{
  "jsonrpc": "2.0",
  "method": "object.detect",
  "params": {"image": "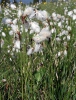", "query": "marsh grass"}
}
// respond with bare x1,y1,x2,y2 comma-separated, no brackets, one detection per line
0,1,76,100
